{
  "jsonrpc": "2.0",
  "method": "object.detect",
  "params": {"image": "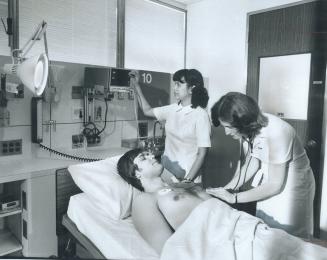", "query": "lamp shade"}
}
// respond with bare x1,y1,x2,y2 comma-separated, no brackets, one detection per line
3,53,49,96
